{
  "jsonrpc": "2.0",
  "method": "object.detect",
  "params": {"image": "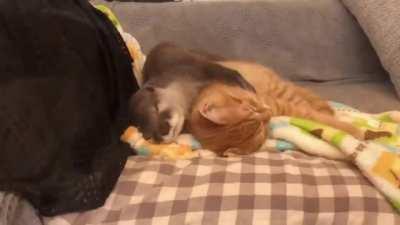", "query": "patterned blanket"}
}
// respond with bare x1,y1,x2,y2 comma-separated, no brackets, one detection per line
265,102,400,212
